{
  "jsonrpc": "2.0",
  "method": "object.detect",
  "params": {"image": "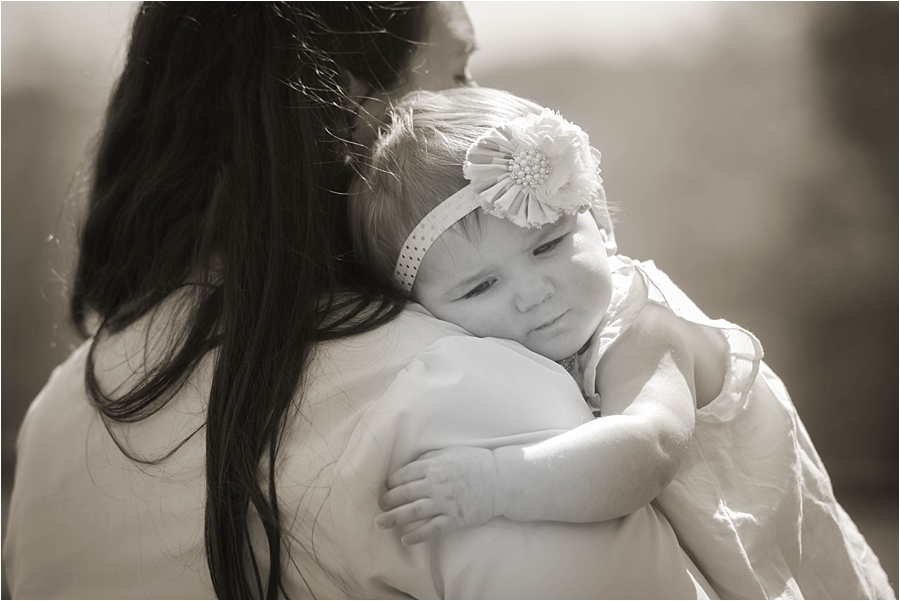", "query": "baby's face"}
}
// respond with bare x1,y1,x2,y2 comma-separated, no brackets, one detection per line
413,212,615,361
